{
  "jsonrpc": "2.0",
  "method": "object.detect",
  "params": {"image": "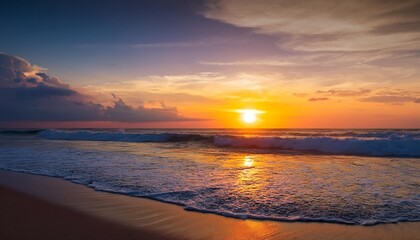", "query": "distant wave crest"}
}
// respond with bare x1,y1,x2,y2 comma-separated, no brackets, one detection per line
214,135,420,157
38,129,211,143
0,129,44,135
37,129,420,157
